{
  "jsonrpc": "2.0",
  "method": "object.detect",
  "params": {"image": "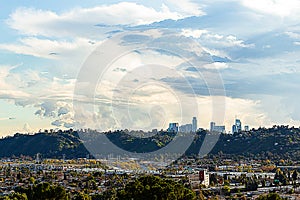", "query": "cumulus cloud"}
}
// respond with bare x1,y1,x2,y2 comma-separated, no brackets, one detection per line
203,62,229,70
2,0,300,134
285,31,300,39
35,101,57,118
181,29,255,48
0,65,30,100
58,107,69,116
51,120,63,127
0,37,100,59
166,0,205,16
241,0,300,18
7,3,185,38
